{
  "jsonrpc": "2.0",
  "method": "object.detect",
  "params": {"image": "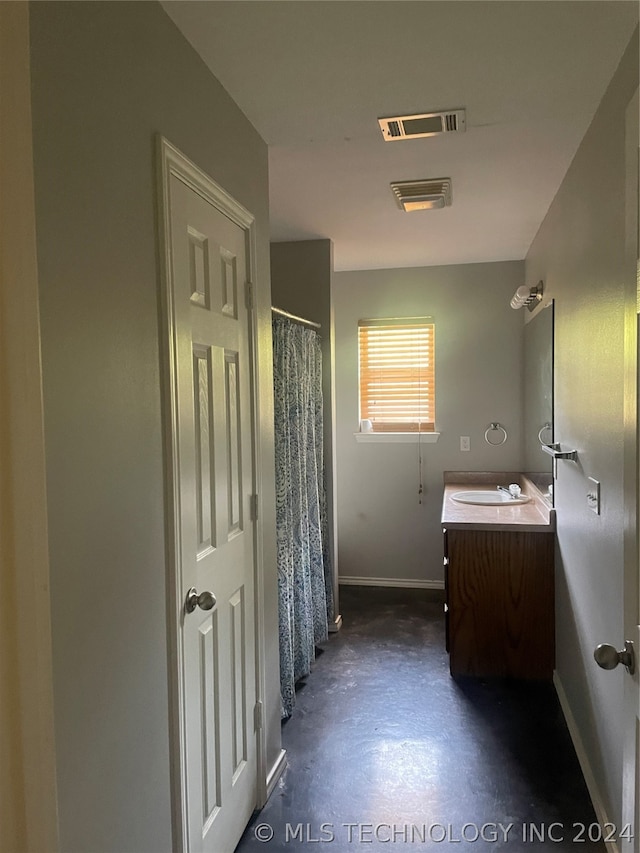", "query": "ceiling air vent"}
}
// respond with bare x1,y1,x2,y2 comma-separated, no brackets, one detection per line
378,109,466,142
390,178,452,212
